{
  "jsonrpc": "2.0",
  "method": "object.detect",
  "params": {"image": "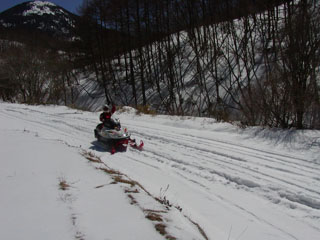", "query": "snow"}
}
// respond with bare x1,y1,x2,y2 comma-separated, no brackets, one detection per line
22,1,56,16
0,102,320,240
